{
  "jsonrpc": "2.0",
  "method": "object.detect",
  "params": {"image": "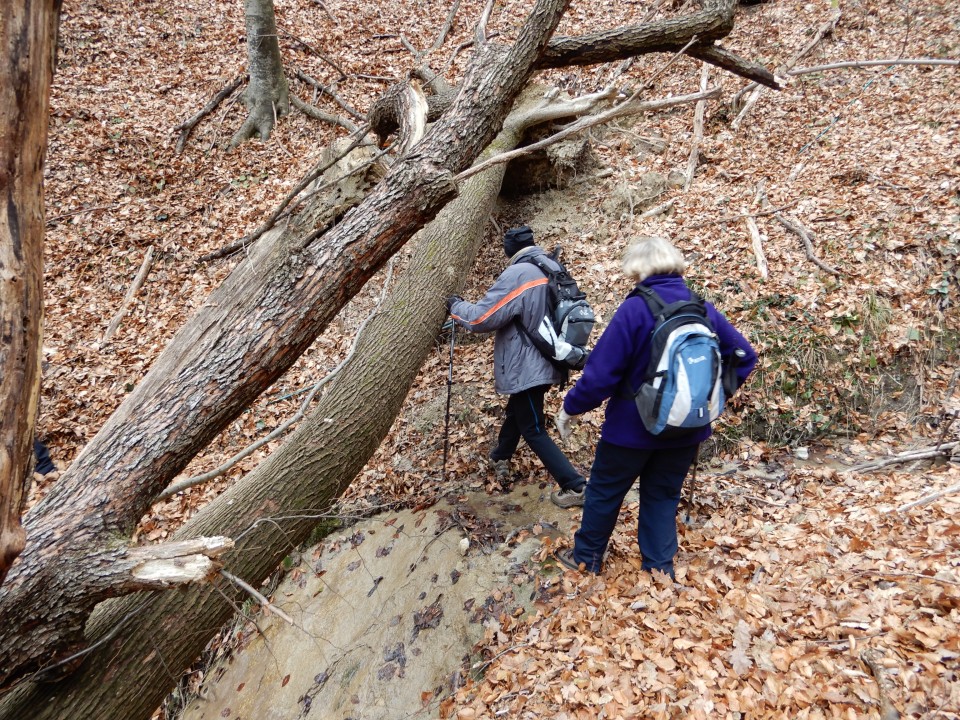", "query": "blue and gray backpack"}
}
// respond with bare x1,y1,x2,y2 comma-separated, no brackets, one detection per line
626,285,725,437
